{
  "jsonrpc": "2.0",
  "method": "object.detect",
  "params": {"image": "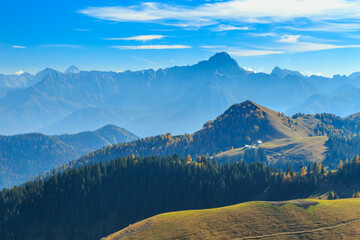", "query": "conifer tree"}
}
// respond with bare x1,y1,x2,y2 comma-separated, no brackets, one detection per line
338,160,344,170
300,166,307,176
186,155,192,163
357,191,360,198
